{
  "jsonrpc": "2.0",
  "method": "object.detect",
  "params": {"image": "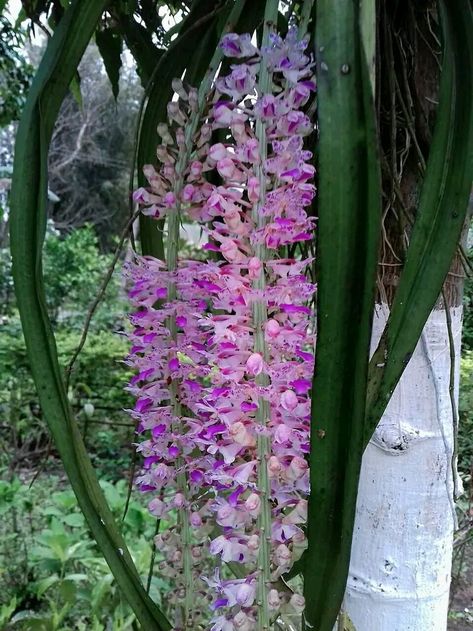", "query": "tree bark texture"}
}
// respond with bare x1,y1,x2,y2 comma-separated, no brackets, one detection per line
344,3,467,628
346,305,462,630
